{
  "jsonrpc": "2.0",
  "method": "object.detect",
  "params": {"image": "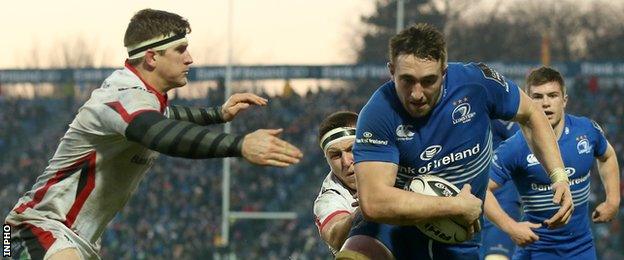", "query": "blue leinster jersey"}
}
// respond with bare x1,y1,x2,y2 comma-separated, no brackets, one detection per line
490,114,608,250
353,62,520,251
